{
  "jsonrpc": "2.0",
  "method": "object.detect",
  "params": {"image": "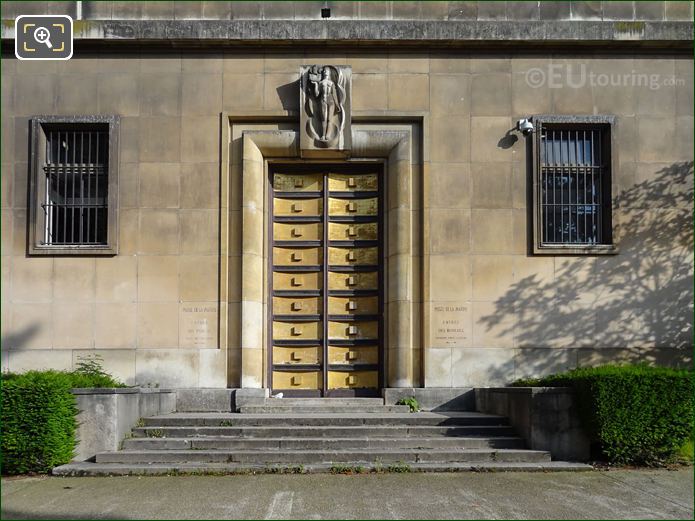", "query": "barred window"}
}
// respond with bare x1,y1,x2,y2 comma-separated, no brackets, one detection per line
44,128,108,245
533,116,616,255
29,116,119,255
